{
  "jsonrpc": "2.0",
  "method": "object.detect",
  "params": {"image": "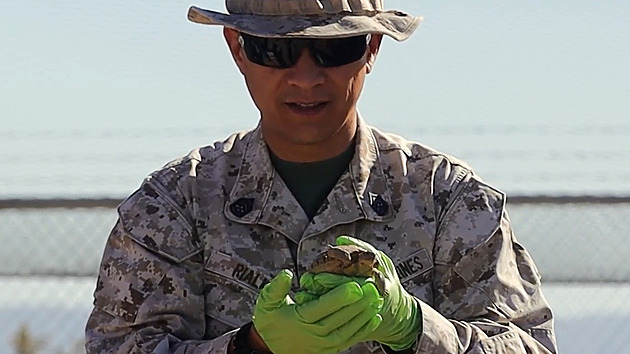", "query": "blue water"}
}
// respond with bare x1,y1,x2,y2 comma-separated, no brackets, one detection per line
1,1,630,353
1,0,629,198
